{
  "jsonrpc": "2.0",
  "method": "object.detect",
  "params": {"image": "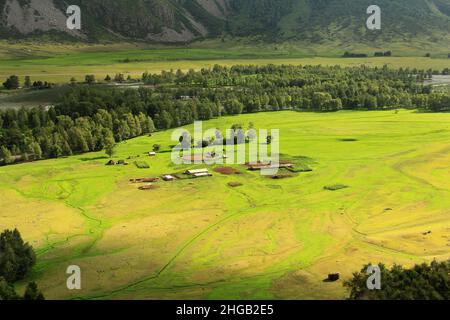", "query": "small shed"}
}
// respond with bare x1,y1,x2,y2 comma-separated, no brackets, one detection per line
192,172,213,178
162,175,176,181
148,152,156,157
185,168,210,175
